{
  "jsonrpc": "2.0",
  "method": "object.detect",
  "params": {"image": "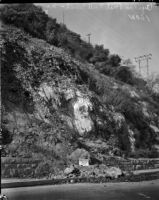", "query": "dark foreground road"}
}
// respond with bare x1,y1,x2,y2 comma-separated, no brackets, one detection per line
2,180,159,200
